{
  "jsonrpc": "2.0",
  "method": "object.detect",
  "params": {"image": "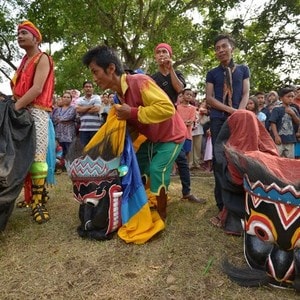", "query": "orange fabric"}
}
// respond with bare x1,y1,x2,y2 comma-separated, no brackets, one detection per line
132,134,147,152
18,20,42,42
11,52,54,111
177,104,196,140
225,110,300,186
